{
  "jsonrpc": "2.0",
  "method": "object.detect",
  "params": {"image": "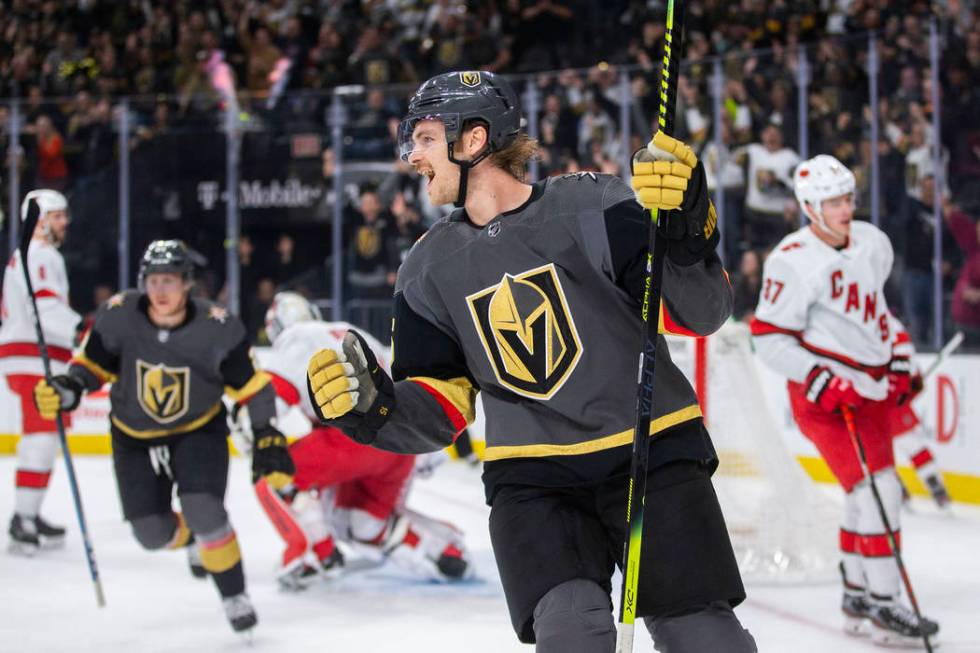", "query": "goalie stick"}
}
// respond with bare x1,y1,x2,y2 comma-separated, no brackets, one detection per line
19,195,105,607
616,0,685,650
